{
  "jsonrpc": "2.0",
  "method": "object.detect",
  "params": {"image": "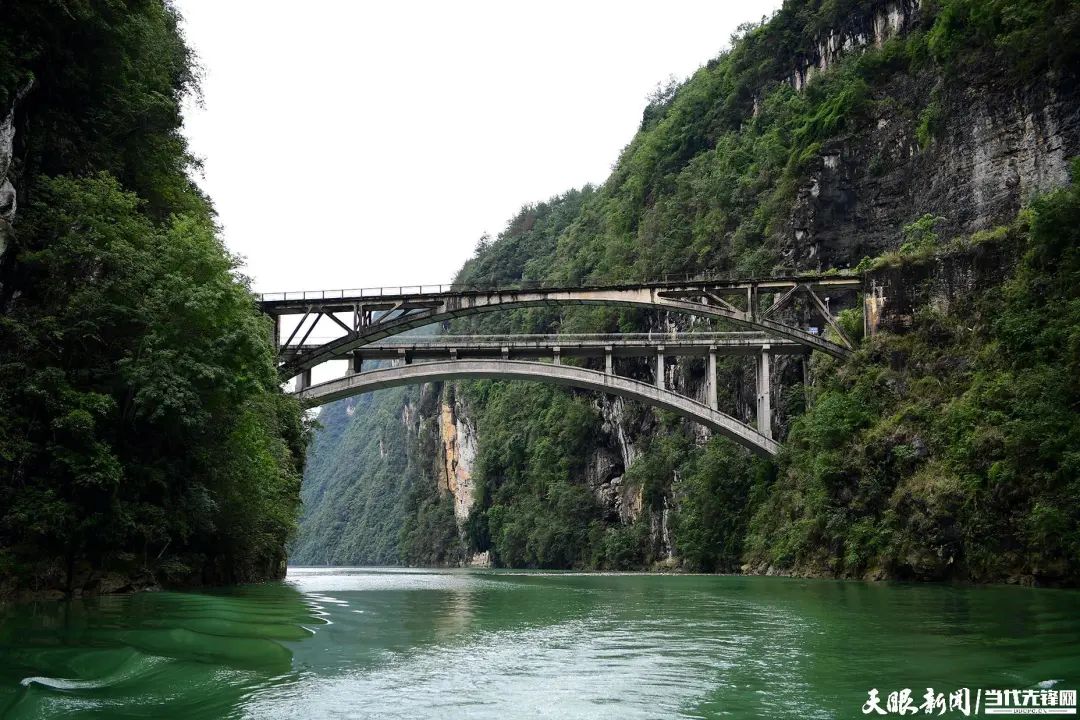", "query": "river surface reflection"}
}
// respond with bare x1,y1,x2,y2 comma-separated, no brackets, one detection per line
1,567,1077,718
